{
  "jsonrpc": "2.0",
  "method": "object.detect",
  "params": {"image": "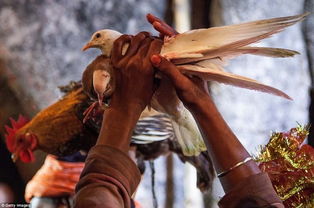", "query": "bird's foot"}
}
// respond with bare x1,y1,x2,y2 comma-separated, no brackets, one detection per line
83,102,101,123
